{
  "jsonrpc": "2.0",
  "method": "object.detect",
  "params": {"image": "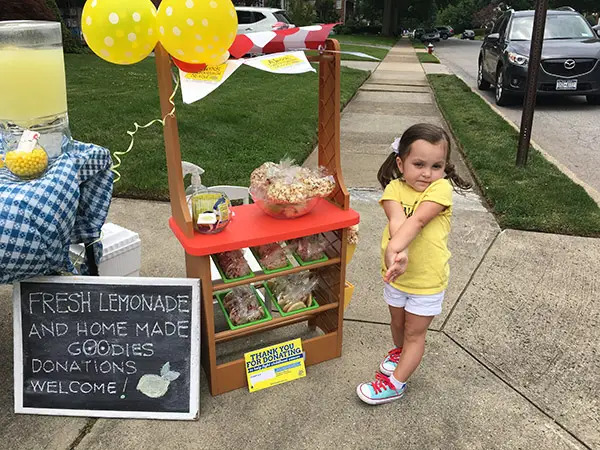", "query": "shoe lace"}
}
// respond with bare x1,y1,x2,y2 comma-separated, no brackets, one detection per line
387,347,402,363
371,372,395,394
